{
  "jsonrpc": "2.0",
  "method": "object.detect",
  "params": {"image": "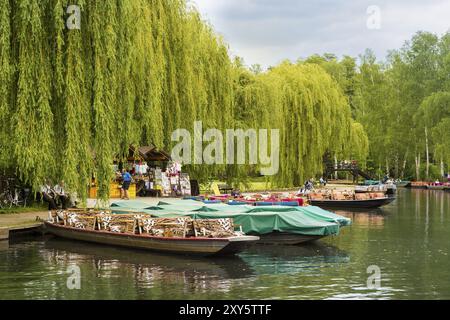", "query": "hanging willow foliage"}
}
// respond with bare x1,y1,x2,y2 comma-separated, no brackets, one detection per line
12,0,55,190
235,62,369,187
0,0,11,167
0,0,368,199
